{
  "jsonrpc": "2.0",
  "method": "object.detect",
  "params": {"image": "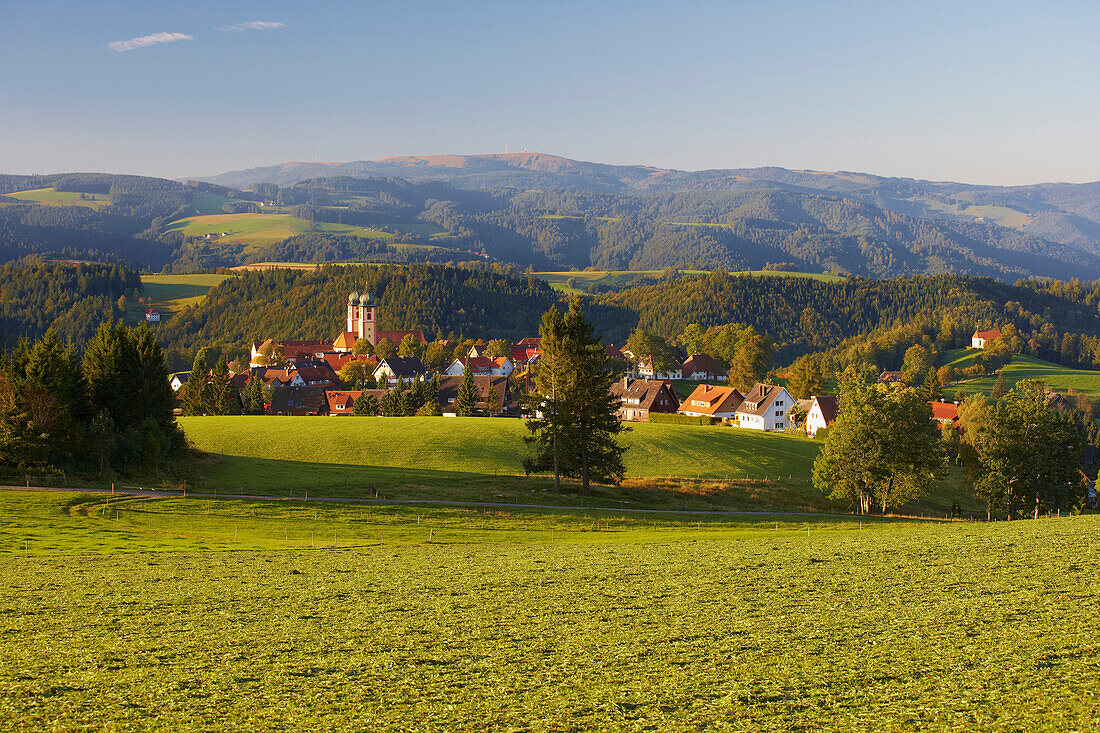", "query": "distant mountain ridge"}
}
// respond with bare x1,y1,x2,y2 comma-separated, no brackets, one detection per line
193,153,1100,254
